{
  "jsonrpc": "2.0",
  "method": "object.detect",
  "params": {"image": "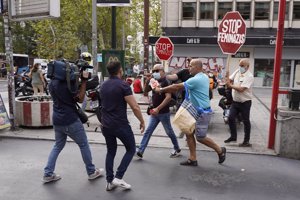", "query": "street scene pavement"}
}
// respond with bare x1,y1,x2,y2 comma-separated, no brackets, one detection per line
1,79,300,199
0,138,300,200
